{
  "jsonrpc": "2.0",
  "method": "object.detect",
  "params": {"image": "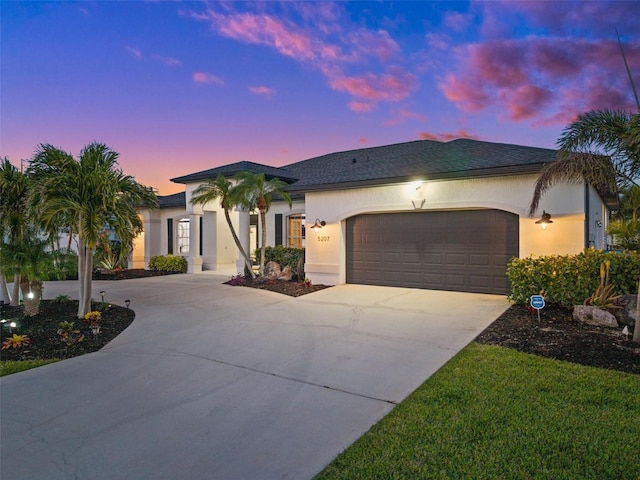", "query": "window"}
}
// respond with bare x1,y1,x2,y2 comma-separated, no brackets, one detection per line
288,214,305,248
177,217,190,254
